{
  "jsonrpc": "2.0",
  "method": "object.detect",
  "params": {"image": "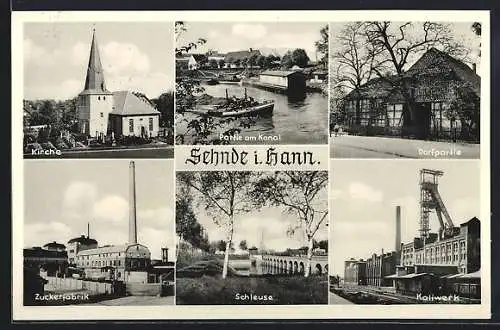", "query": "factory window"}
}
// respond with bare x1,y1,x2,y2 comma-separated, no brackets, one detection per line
129,119,134,133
